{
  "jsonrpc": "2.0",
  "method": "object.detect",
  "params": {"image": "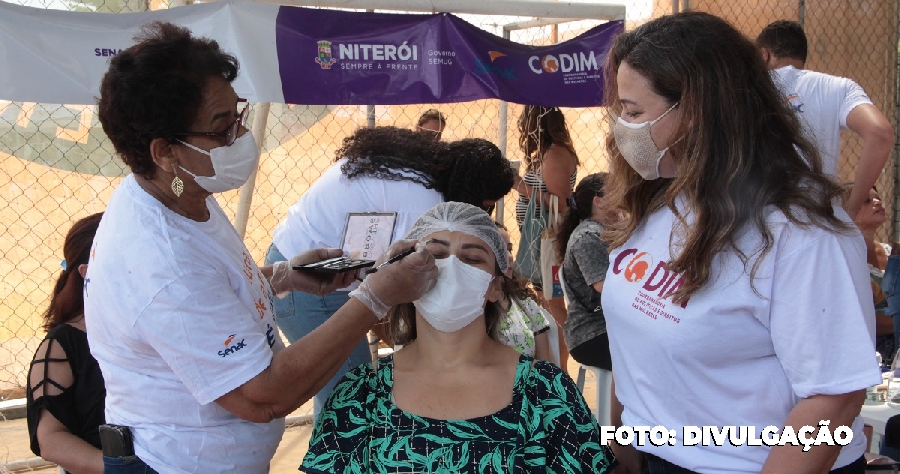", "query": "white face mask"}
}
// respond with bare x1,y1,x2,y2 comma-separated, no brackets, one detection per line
413,256,495,333
177,132,260,193
613,102,679,180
